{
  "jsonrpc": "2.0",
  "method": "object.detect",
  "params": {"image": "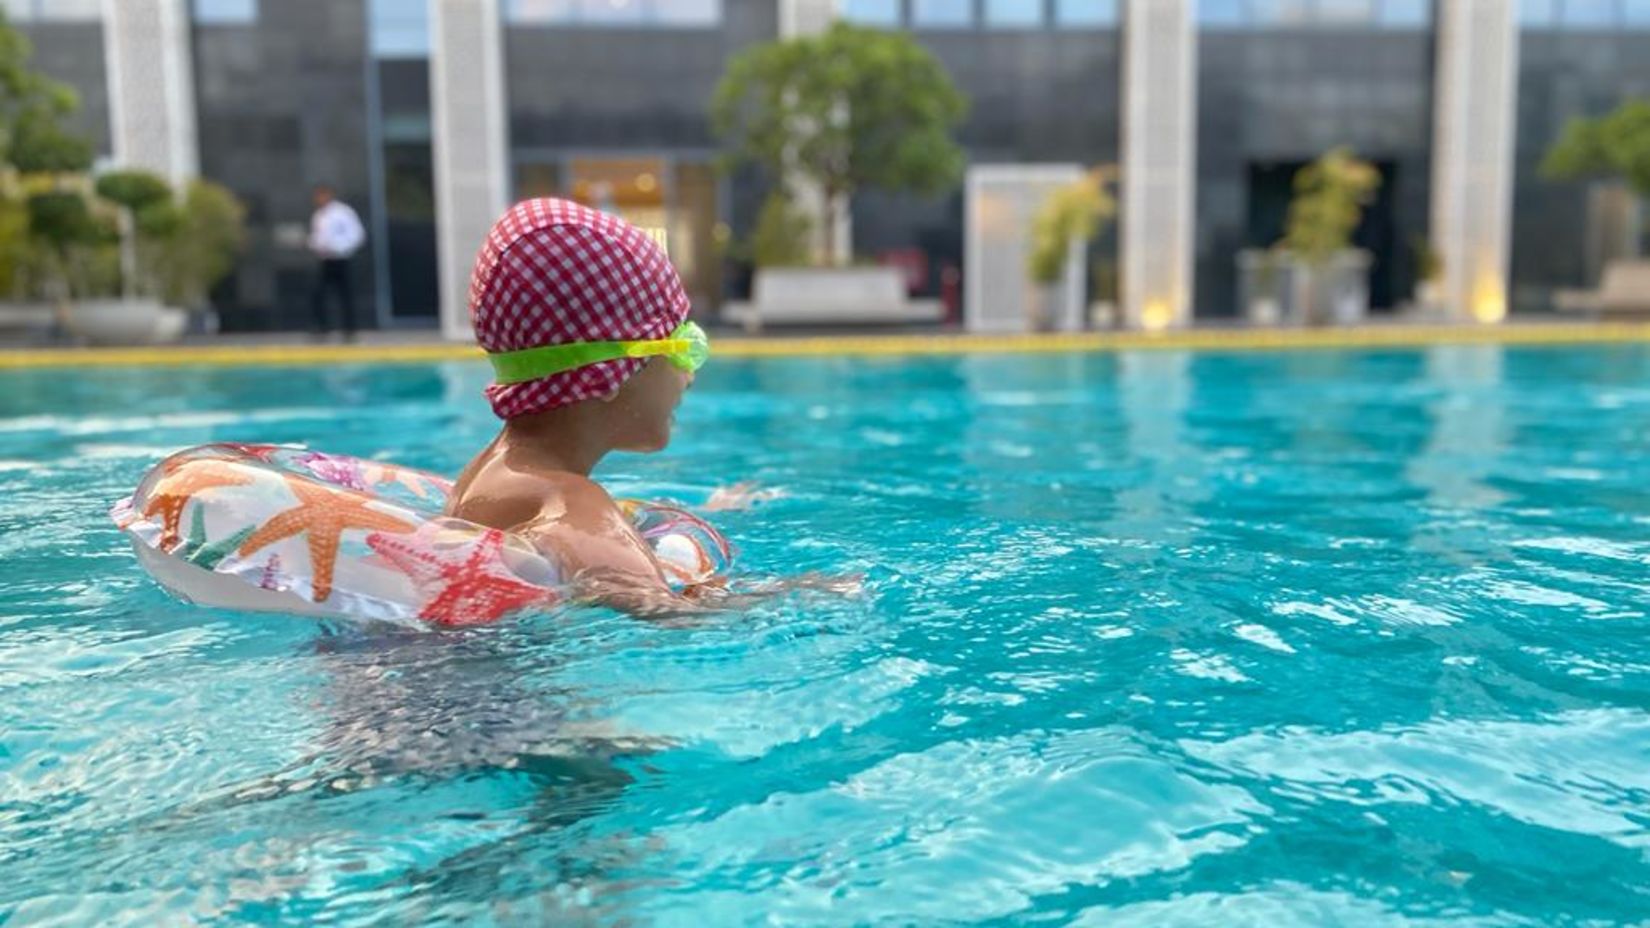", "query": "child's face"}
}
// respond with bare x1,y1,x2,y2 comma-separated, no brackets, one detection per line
607,357,693,453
